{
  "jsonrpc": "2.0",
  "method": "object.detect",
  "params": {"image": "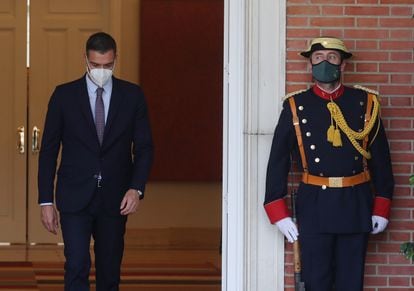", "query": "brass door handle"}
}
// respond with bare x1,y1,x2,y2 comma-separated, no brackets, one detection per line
17,126,25,154
32,126,41,153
